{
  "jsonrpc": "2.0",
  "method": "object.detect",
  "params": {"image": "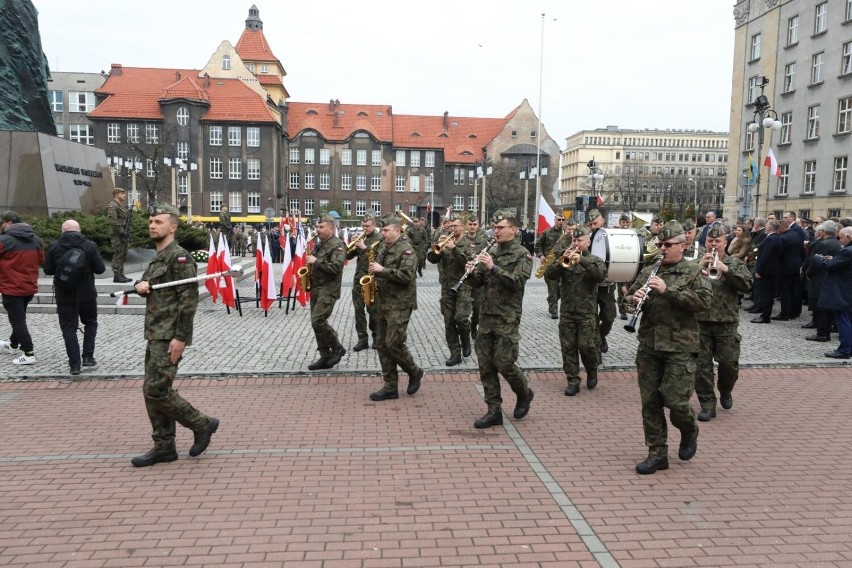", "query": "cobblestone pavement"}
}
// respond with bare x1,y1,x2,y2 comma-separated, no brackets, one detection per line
3,261,848,380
